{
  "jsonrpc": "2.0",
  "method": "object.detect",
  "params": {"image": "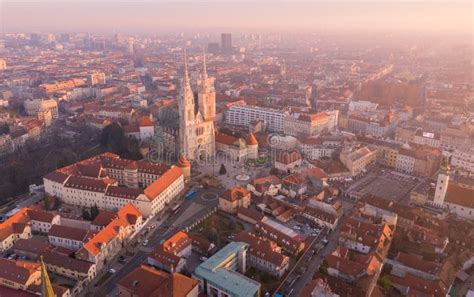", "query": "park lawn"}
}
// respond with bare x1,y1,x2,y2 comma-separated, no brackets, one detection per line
190,213,243,248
